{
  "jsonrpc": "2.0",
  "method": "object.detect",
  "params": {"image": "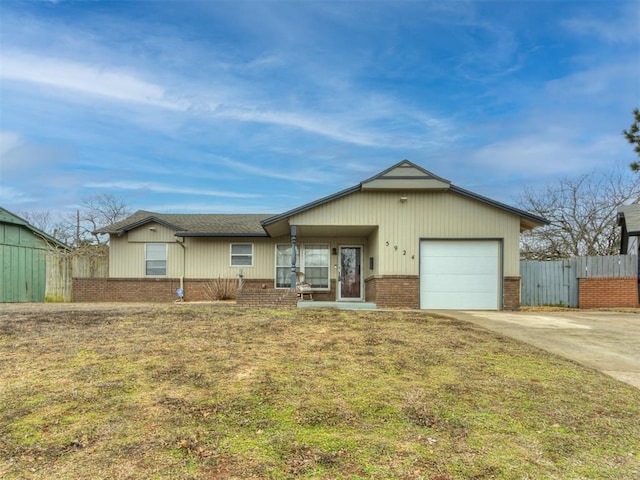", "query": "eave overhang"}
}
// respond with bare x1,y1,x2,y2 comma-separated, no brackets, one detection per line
175,232,269,238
